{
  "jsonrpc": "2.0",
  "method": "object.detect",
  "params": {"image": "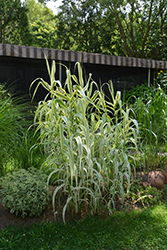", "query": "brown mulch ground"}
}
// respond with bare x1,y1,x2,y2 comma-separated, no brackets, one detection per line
0,201,57,230
0,197,142,230
0,189,77,230
0,171,149,230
